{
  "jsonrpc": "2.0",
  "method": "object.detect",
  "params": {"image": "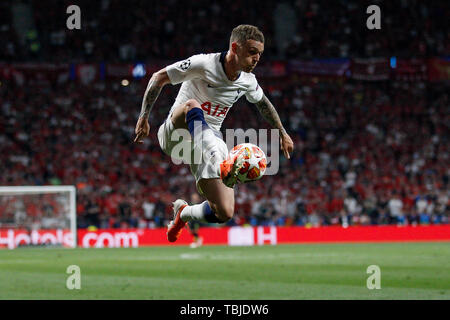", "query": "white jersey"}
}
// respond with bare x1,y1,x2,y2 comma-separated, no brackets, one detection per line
165,52,264,132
